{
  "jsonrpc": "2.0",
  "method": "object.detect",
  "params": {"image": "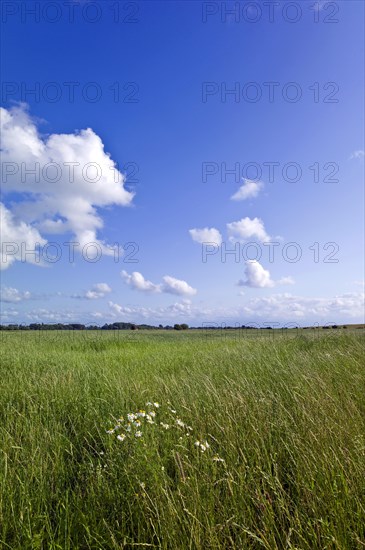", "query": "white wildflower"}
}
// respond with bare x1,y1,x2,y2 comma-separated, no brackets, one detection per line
160,423,170,430
135,431,143,438
194,440,210,452
117,434,126,442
